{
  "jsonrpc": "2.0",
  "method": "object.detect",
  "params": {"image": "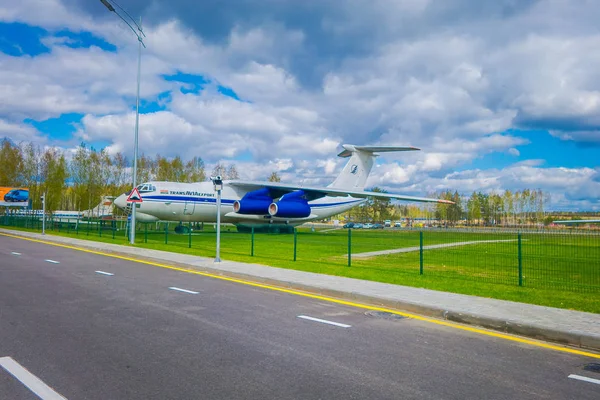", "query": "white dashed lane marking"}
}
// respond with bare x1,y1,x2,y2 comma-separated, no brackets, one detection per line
45,260,60,264
569,374,600,385
95,271,114,276
297,315,351,328
169,287,199,295
0,356,67,399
